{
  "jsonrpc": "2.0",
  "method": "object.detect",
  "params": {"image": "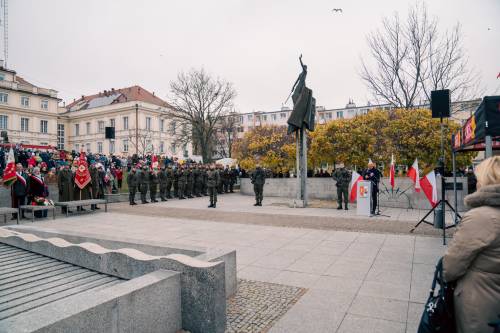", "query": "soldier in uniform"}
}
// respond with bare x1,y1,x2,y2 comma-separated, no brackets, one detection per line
217,165,224,194
149,168,159,202
250,165,266,206
229,166,238,193
207,164,220,208
186,165,194,198
138,165,150,204
127,166,138,205
332,165,352,210
173,166,179,198
193,165,202,197
89,163,101,210
158,166,168,201
178,165,187,199
362,161,382,215
57,163,74,213
201,165,208,196
166,165,174,198
222,166,230,193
